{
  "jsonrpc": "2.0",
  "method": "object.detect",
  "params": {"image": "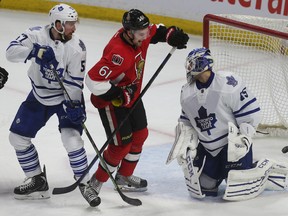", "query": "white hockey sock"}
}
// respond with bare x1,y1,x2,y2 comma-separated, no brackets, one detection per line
16,144,41,177
68,147,89,182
